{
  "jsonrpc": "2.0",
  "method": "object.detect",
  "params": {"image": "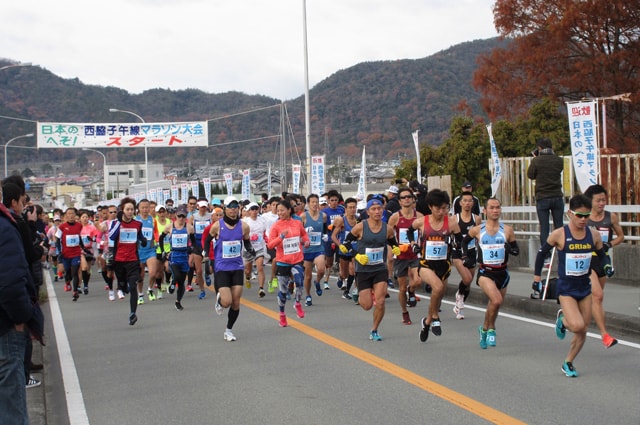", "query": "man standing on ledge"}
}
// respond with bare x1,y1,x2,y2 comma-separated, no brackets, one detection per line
527,137,565,251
